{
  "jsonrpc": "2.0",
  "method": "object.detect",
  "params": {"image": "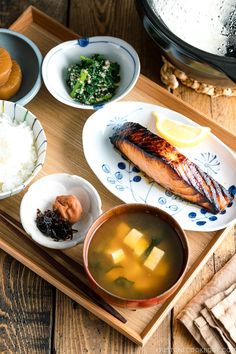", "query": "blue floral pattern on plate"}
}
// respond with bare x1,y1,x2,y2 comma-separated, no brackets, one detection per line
106,107,143,131
194,152,220,175
83,101,236,232
102,158,235,227
187,186,235,226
